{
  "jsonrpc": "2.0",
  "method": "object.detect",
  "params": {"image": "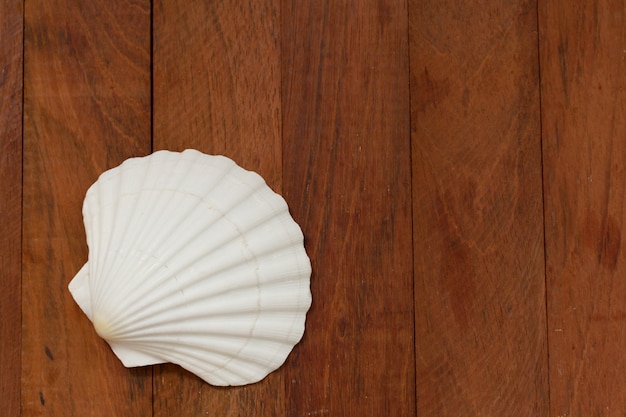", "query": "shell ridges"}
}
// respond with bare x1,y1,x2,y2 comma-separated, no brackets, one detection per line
69,149,311,386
